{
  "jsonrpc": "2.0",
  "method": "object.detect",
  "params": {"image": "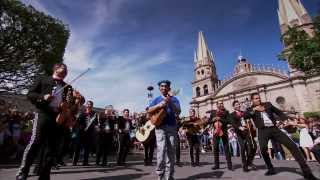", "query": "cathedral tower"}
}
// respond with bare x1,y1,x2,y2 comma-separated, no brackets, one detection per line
192,31,218,98
277,0,314,77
